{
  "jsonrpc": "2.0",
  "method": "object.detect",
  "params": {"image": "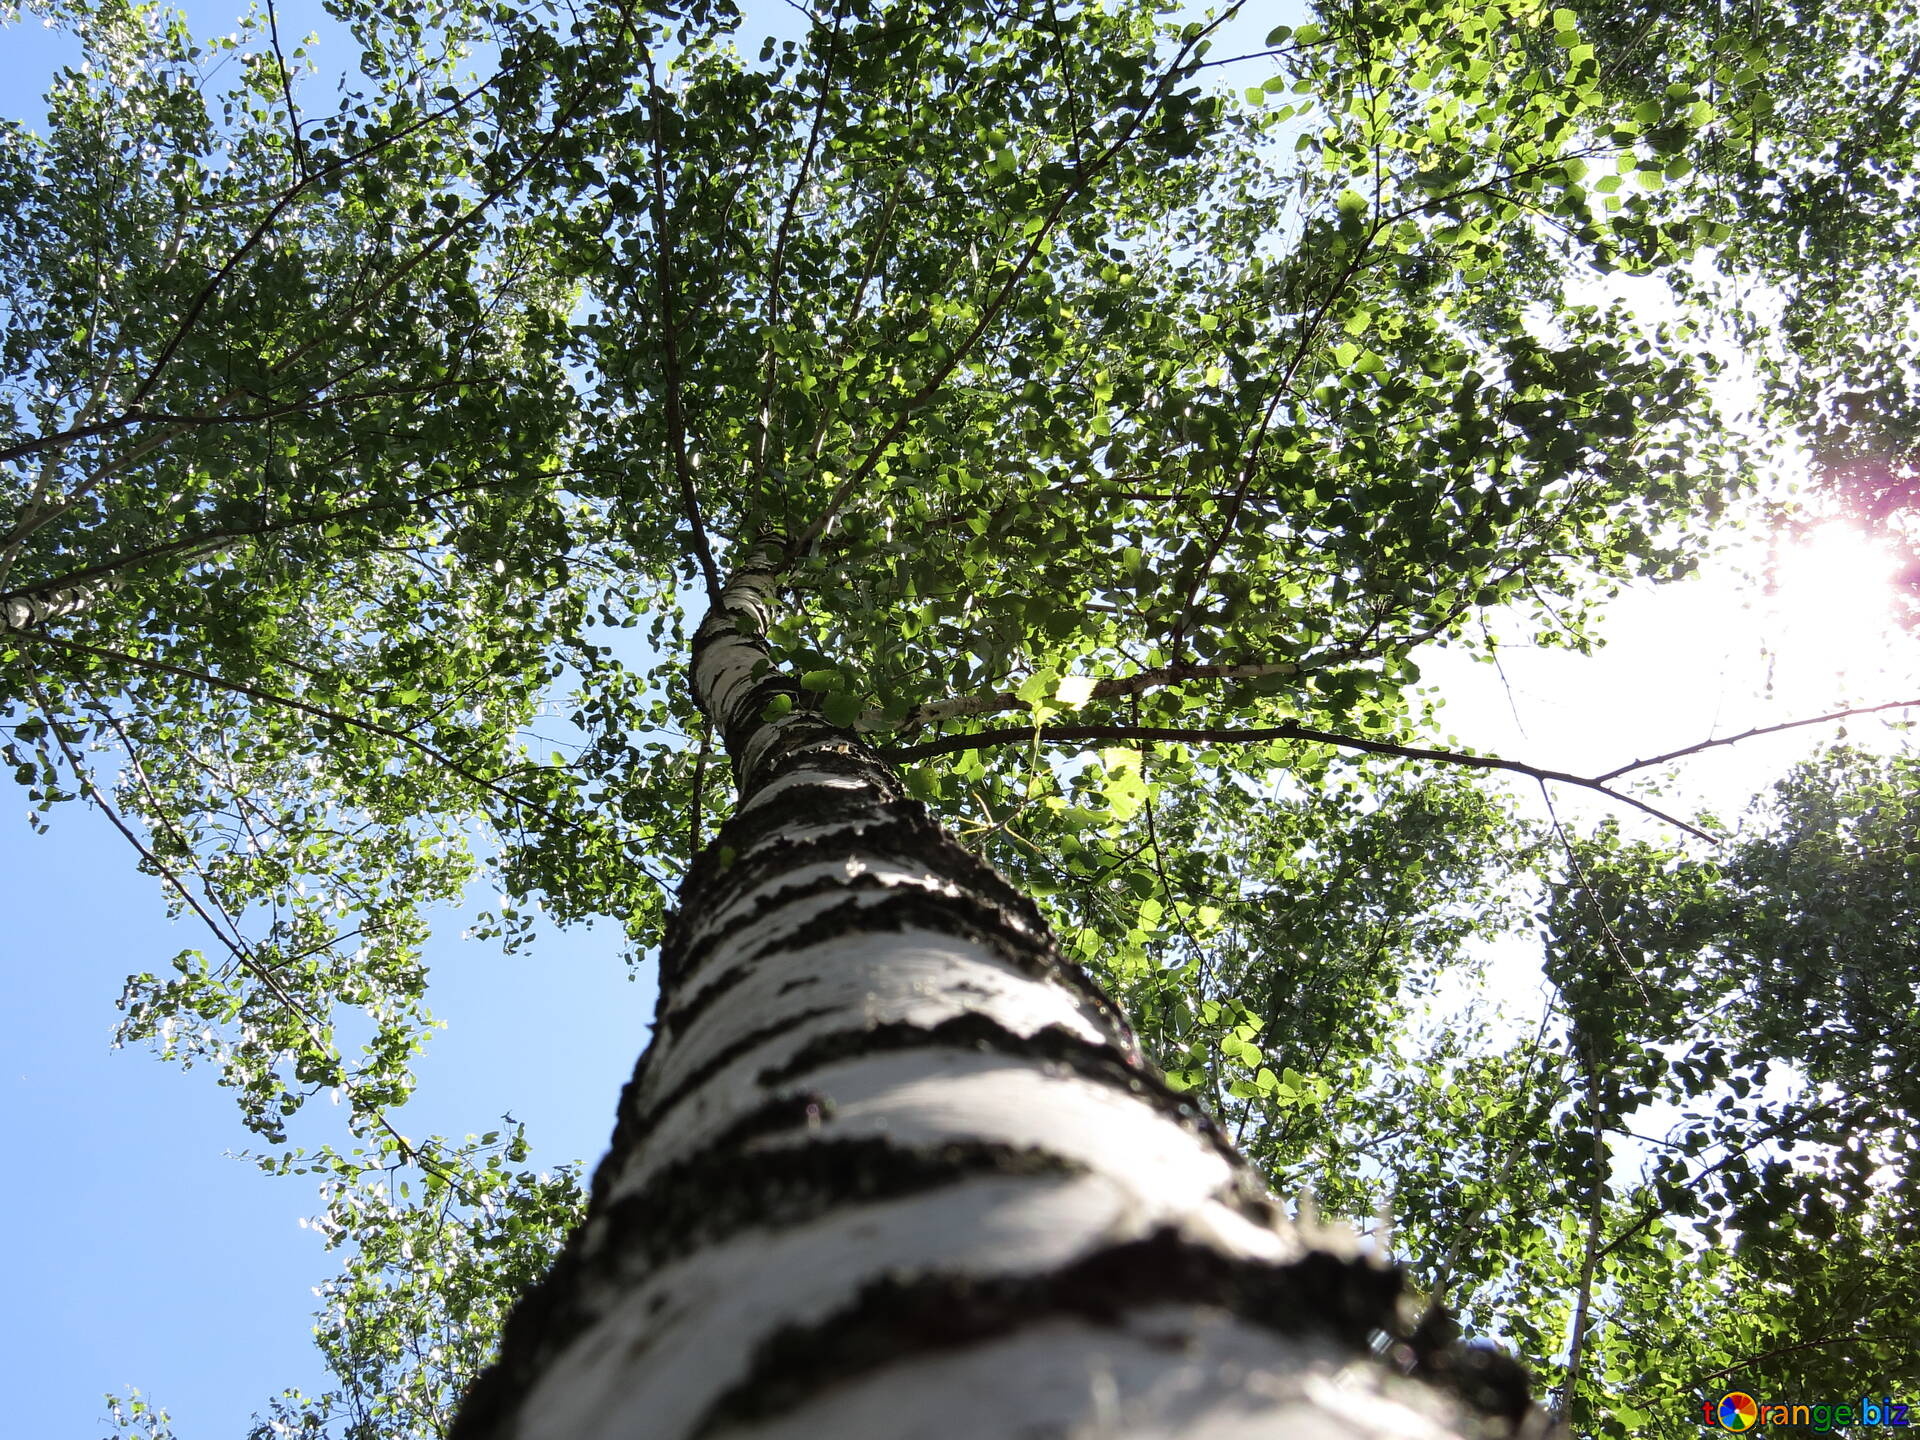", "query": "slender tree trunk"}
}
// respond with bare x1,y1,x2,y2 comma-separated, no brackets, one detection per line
451,553,1515,1439
0,573,122,633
